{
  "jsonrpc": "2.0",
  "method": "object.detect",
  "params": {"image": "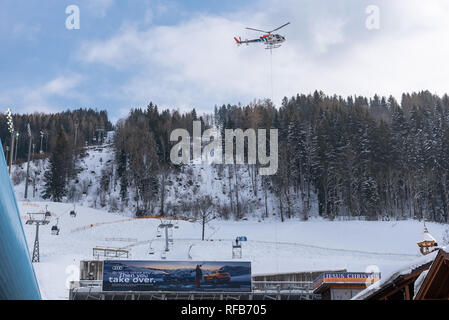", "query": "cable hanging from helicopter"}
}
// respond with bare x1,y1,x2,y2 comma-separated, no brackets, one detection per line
234,22,290,103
